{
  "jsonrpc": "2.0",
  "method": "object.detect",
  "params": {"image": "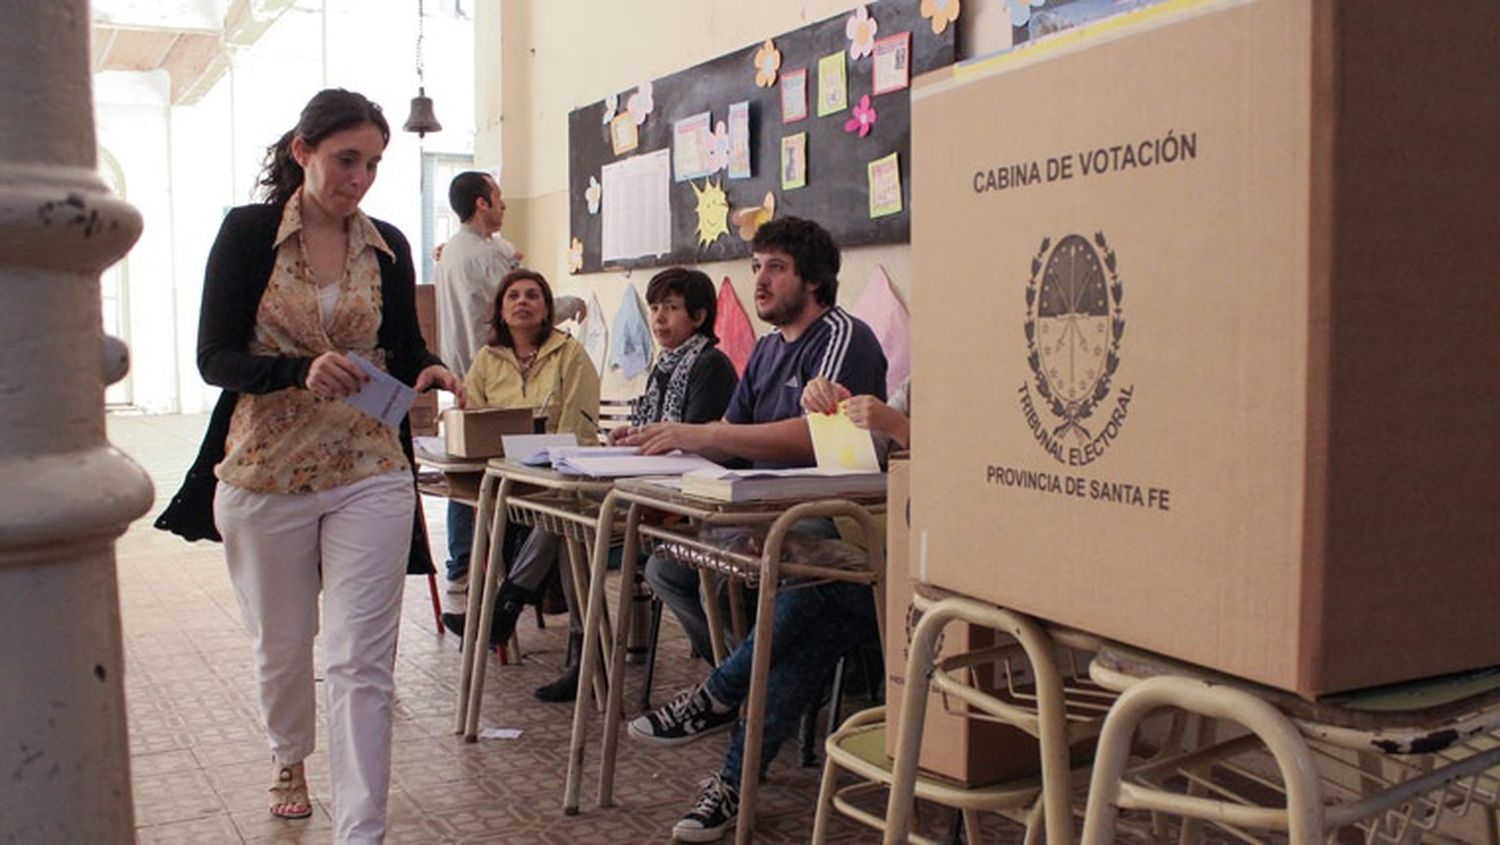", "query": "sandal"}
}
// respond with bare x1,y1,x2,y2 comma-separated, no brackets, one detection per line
268,762,313,819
